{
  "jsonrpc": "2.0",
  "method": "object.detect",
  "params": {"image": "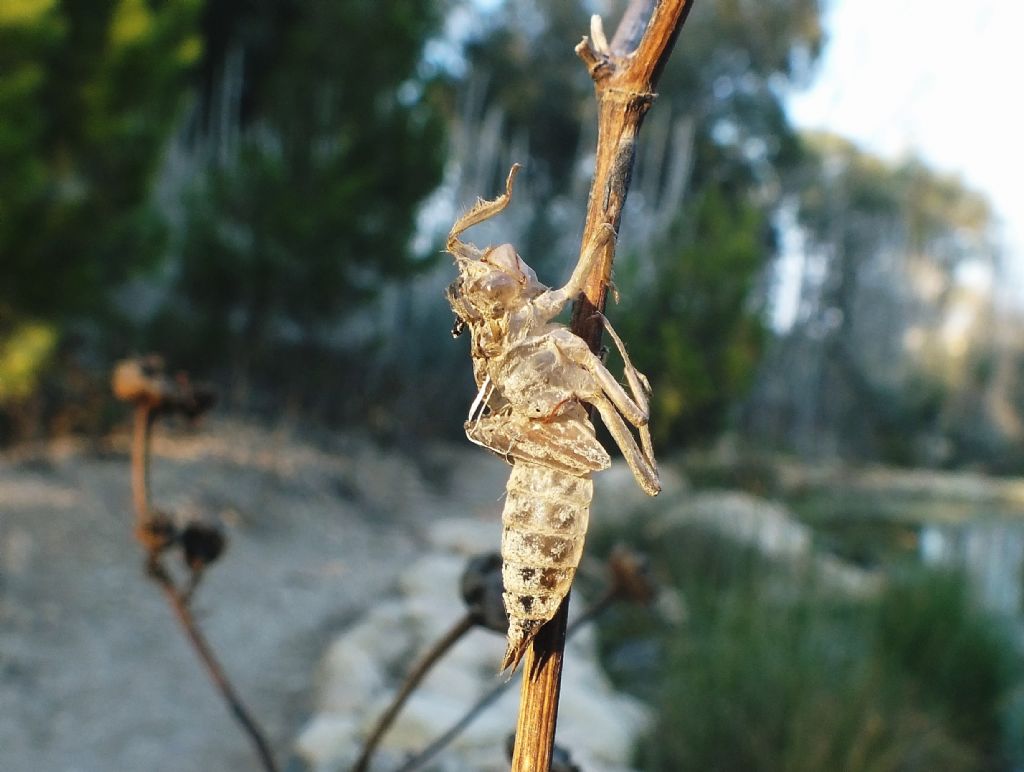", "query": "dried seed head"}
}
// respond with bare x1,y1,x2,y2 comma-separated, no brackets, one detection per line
171,374,218,420
135,510,178,554
460,552,507,634
112,356,217,419
608,544,657,605
112,356,170,407
181,522,226,571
